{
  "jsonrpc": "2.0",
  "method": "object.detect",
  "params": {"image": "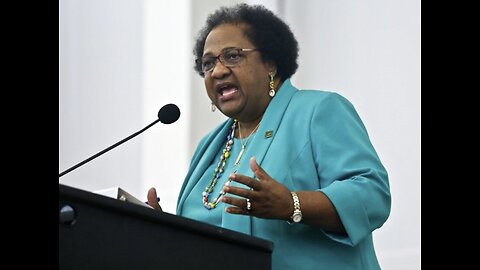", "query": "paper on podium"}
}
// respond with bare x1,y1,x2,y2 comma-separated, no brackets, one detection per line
95,187,153,209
